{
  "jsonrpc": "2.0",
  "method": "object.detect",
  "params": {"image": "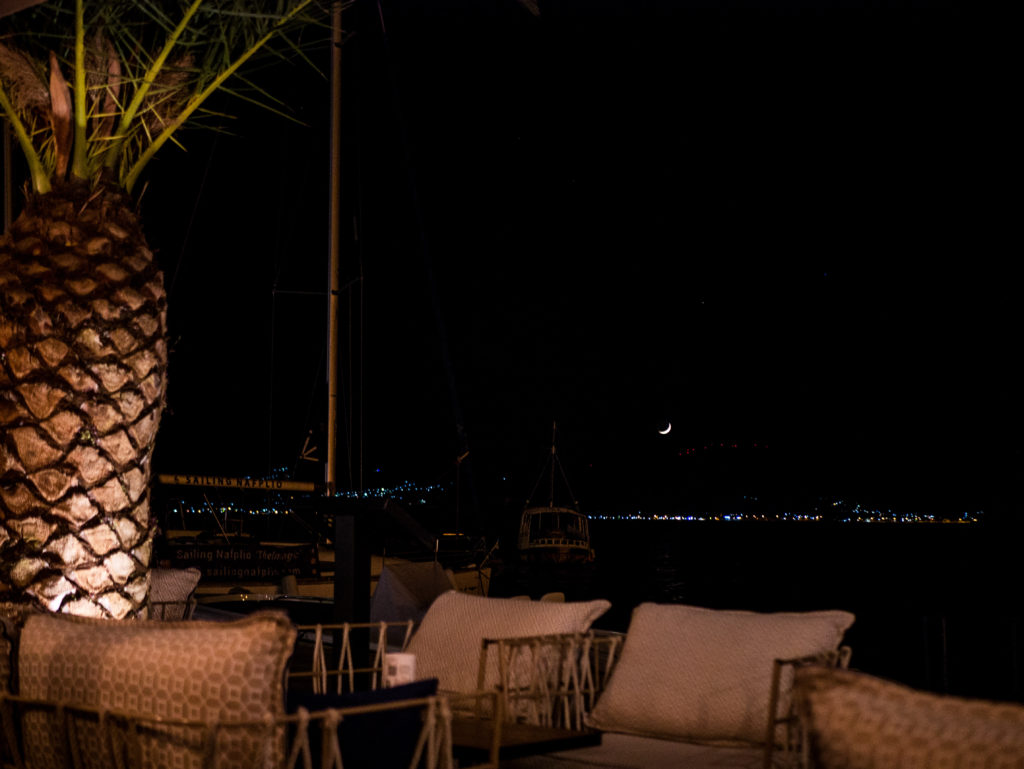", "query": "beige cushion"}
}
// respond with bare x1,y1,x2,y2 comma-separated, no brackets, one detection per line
17,610,296,769
795,665,1024,769
587,603,854,744
406,590,611,693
